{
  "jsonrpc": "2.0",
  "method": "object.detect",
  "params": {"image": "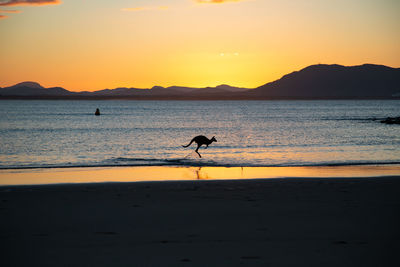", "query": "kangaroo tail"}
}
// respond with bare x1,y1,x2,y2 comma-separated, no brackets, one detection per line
182,138,195,148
